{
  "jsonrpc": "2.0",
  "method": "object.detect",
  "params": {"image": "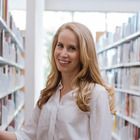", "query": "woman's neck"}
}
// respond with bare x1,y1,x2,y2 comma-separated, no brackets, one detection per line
61,76,72,89
60,76,73,99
